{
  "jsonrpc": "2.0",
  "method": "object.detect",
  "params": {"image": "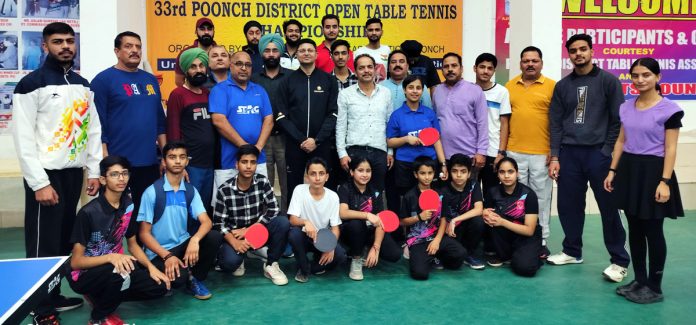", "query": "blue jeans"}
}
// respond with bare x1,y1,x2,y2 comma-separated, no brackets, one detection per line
217,216,290,271
288,226,347,275
186,166,214,209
